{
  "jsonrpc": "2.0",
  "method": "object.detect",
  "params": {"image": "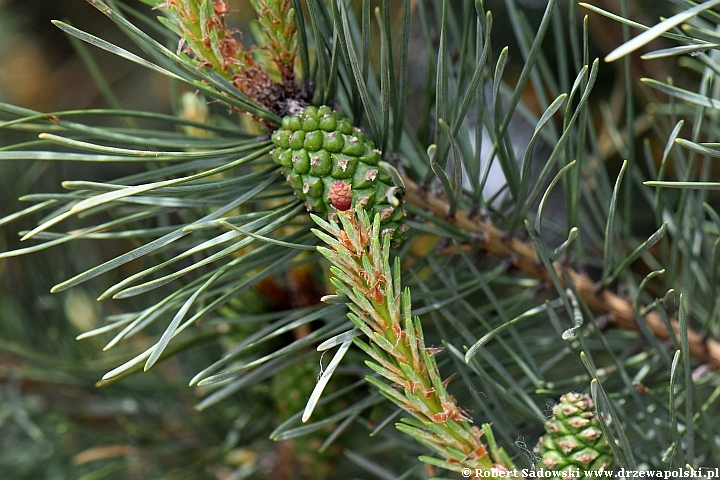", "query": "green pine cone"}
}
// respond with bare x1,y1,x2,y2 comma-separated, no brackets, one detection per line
534,393,614,478
271,105,407,244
